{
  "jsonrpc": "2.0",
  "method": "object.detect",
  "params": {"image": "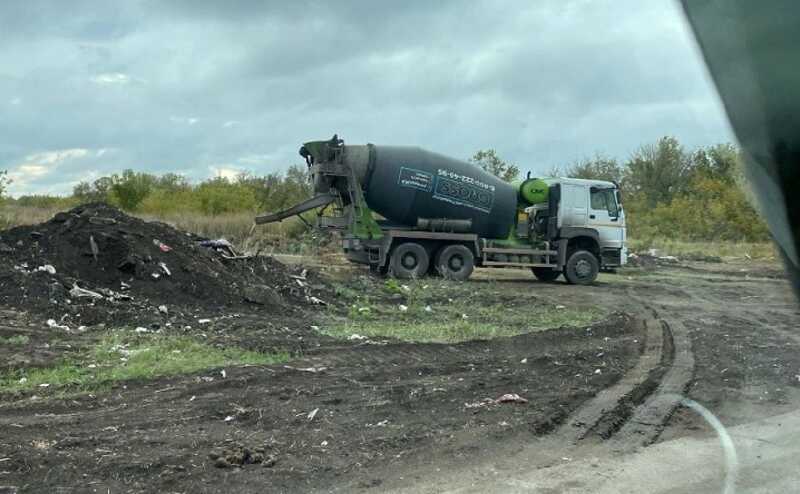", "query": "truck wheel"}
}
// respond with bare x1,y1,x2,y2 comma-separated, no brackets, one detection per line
434,244,474,281
390,242,429,279
563,250,599,285
532,267,561,282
